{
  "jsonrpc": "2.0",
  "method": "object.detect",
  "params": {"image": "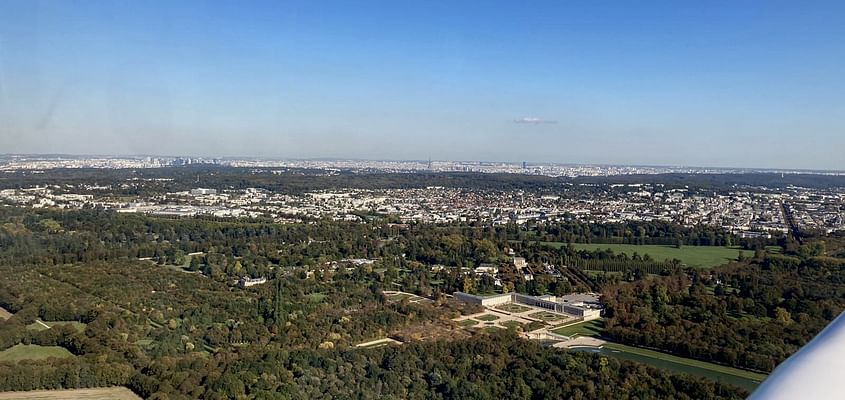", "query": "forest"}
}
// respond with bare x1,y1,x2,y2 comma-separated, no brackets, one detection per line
0,203,842,398
0,206,772,398
602,245,845,372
